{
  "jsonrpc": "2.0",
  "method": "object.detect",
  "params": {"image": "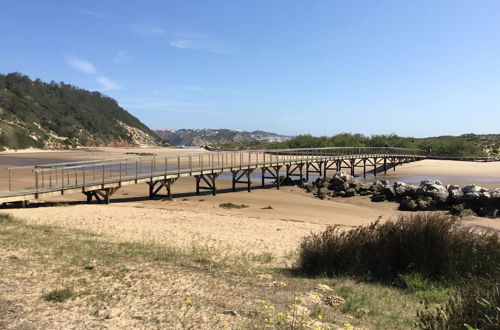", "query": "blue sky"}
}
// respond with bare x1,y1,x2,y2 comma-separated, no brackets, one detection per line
1,1,499,137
